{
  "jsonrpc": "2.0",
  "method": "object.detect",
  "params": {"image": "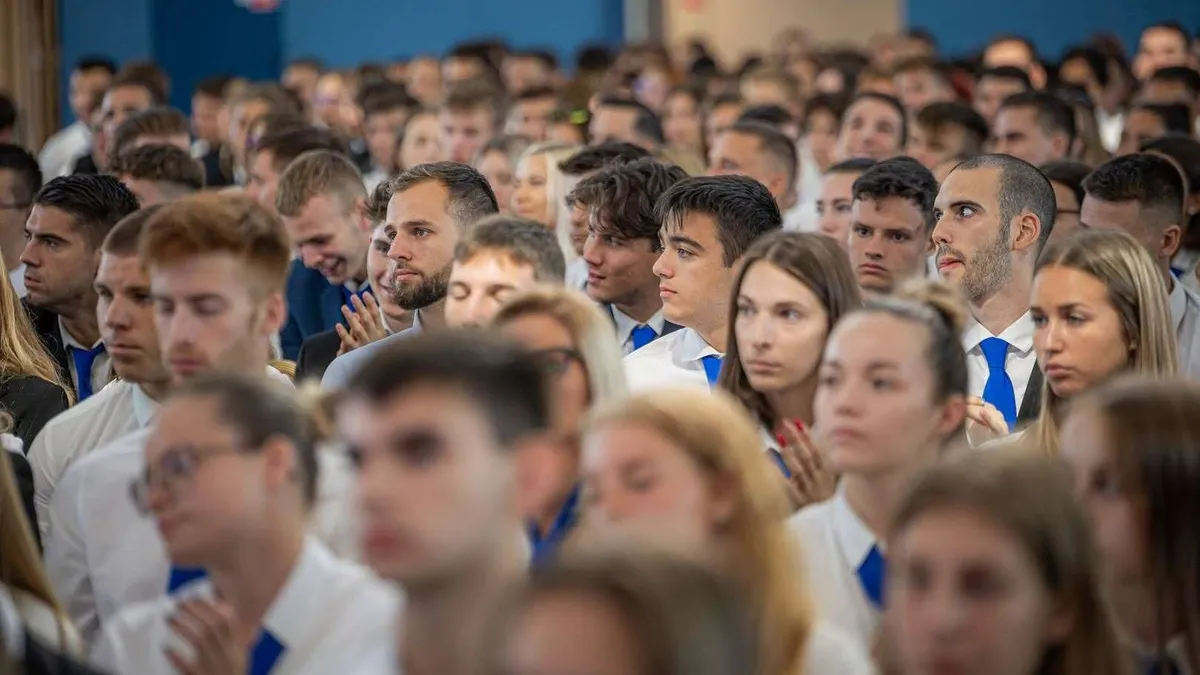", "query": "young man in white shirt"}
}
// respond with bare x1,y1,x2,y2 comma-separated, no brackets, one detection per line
38,57,114,179
45,193,353,646
92,374,397,675
624,175,783,391
30,206,172,541
339,332,552,675
1081,153,1200,377
847,157,938,298
933,154,1057,434
570,158,688,355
